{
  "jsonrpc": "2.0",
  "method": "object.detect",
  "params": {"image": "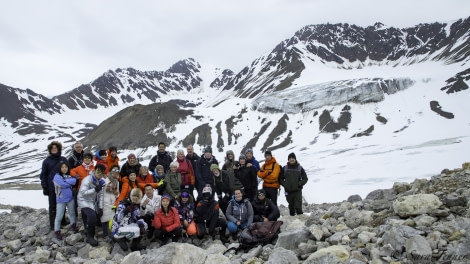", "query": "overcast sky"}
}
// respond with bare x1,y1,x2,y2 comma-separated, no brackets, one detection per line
1,0,468,96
